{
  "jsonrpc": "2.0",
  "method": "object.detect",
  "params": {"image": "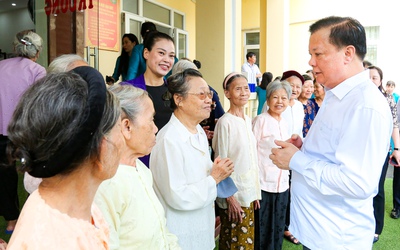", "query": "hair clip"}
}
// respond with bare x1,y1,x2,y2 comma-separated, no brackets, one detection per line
20,39,32,46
